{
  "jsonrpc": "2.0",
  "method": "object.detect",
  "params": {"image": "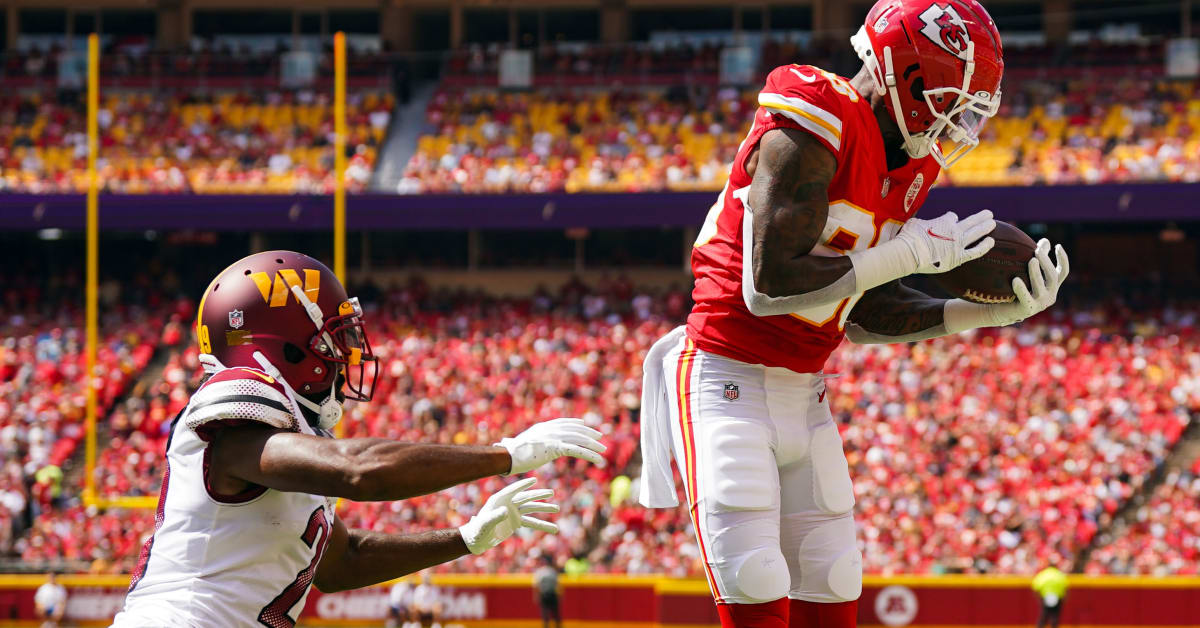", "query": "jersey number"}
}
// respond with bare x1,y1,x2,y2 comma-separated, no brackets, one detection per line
789,201,902,329
258,506,332,628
